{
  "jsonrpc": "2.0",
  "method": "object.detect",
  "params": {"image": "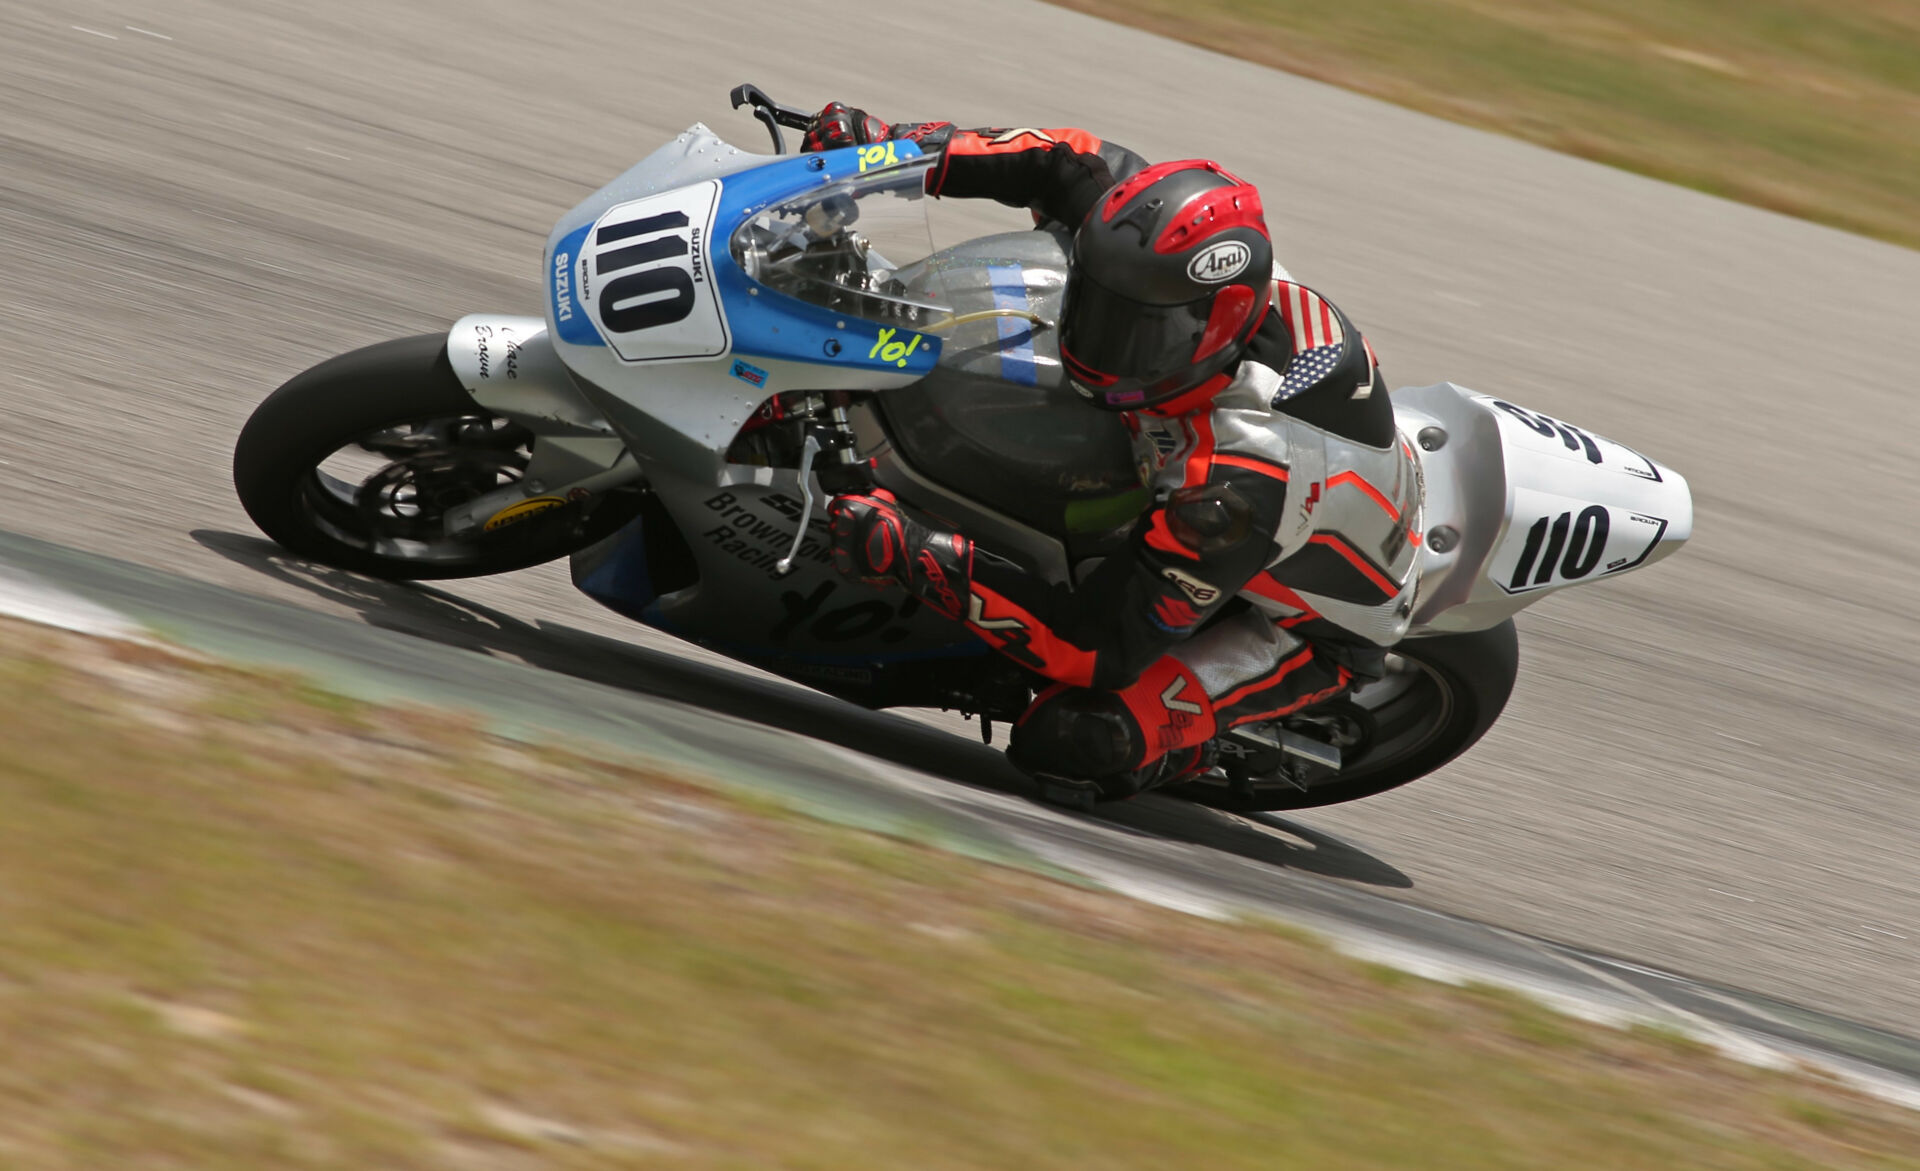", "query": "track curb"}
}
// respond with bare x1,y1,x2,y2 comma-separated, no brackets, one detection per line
5,527,1919,1112
0,529,1058,879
